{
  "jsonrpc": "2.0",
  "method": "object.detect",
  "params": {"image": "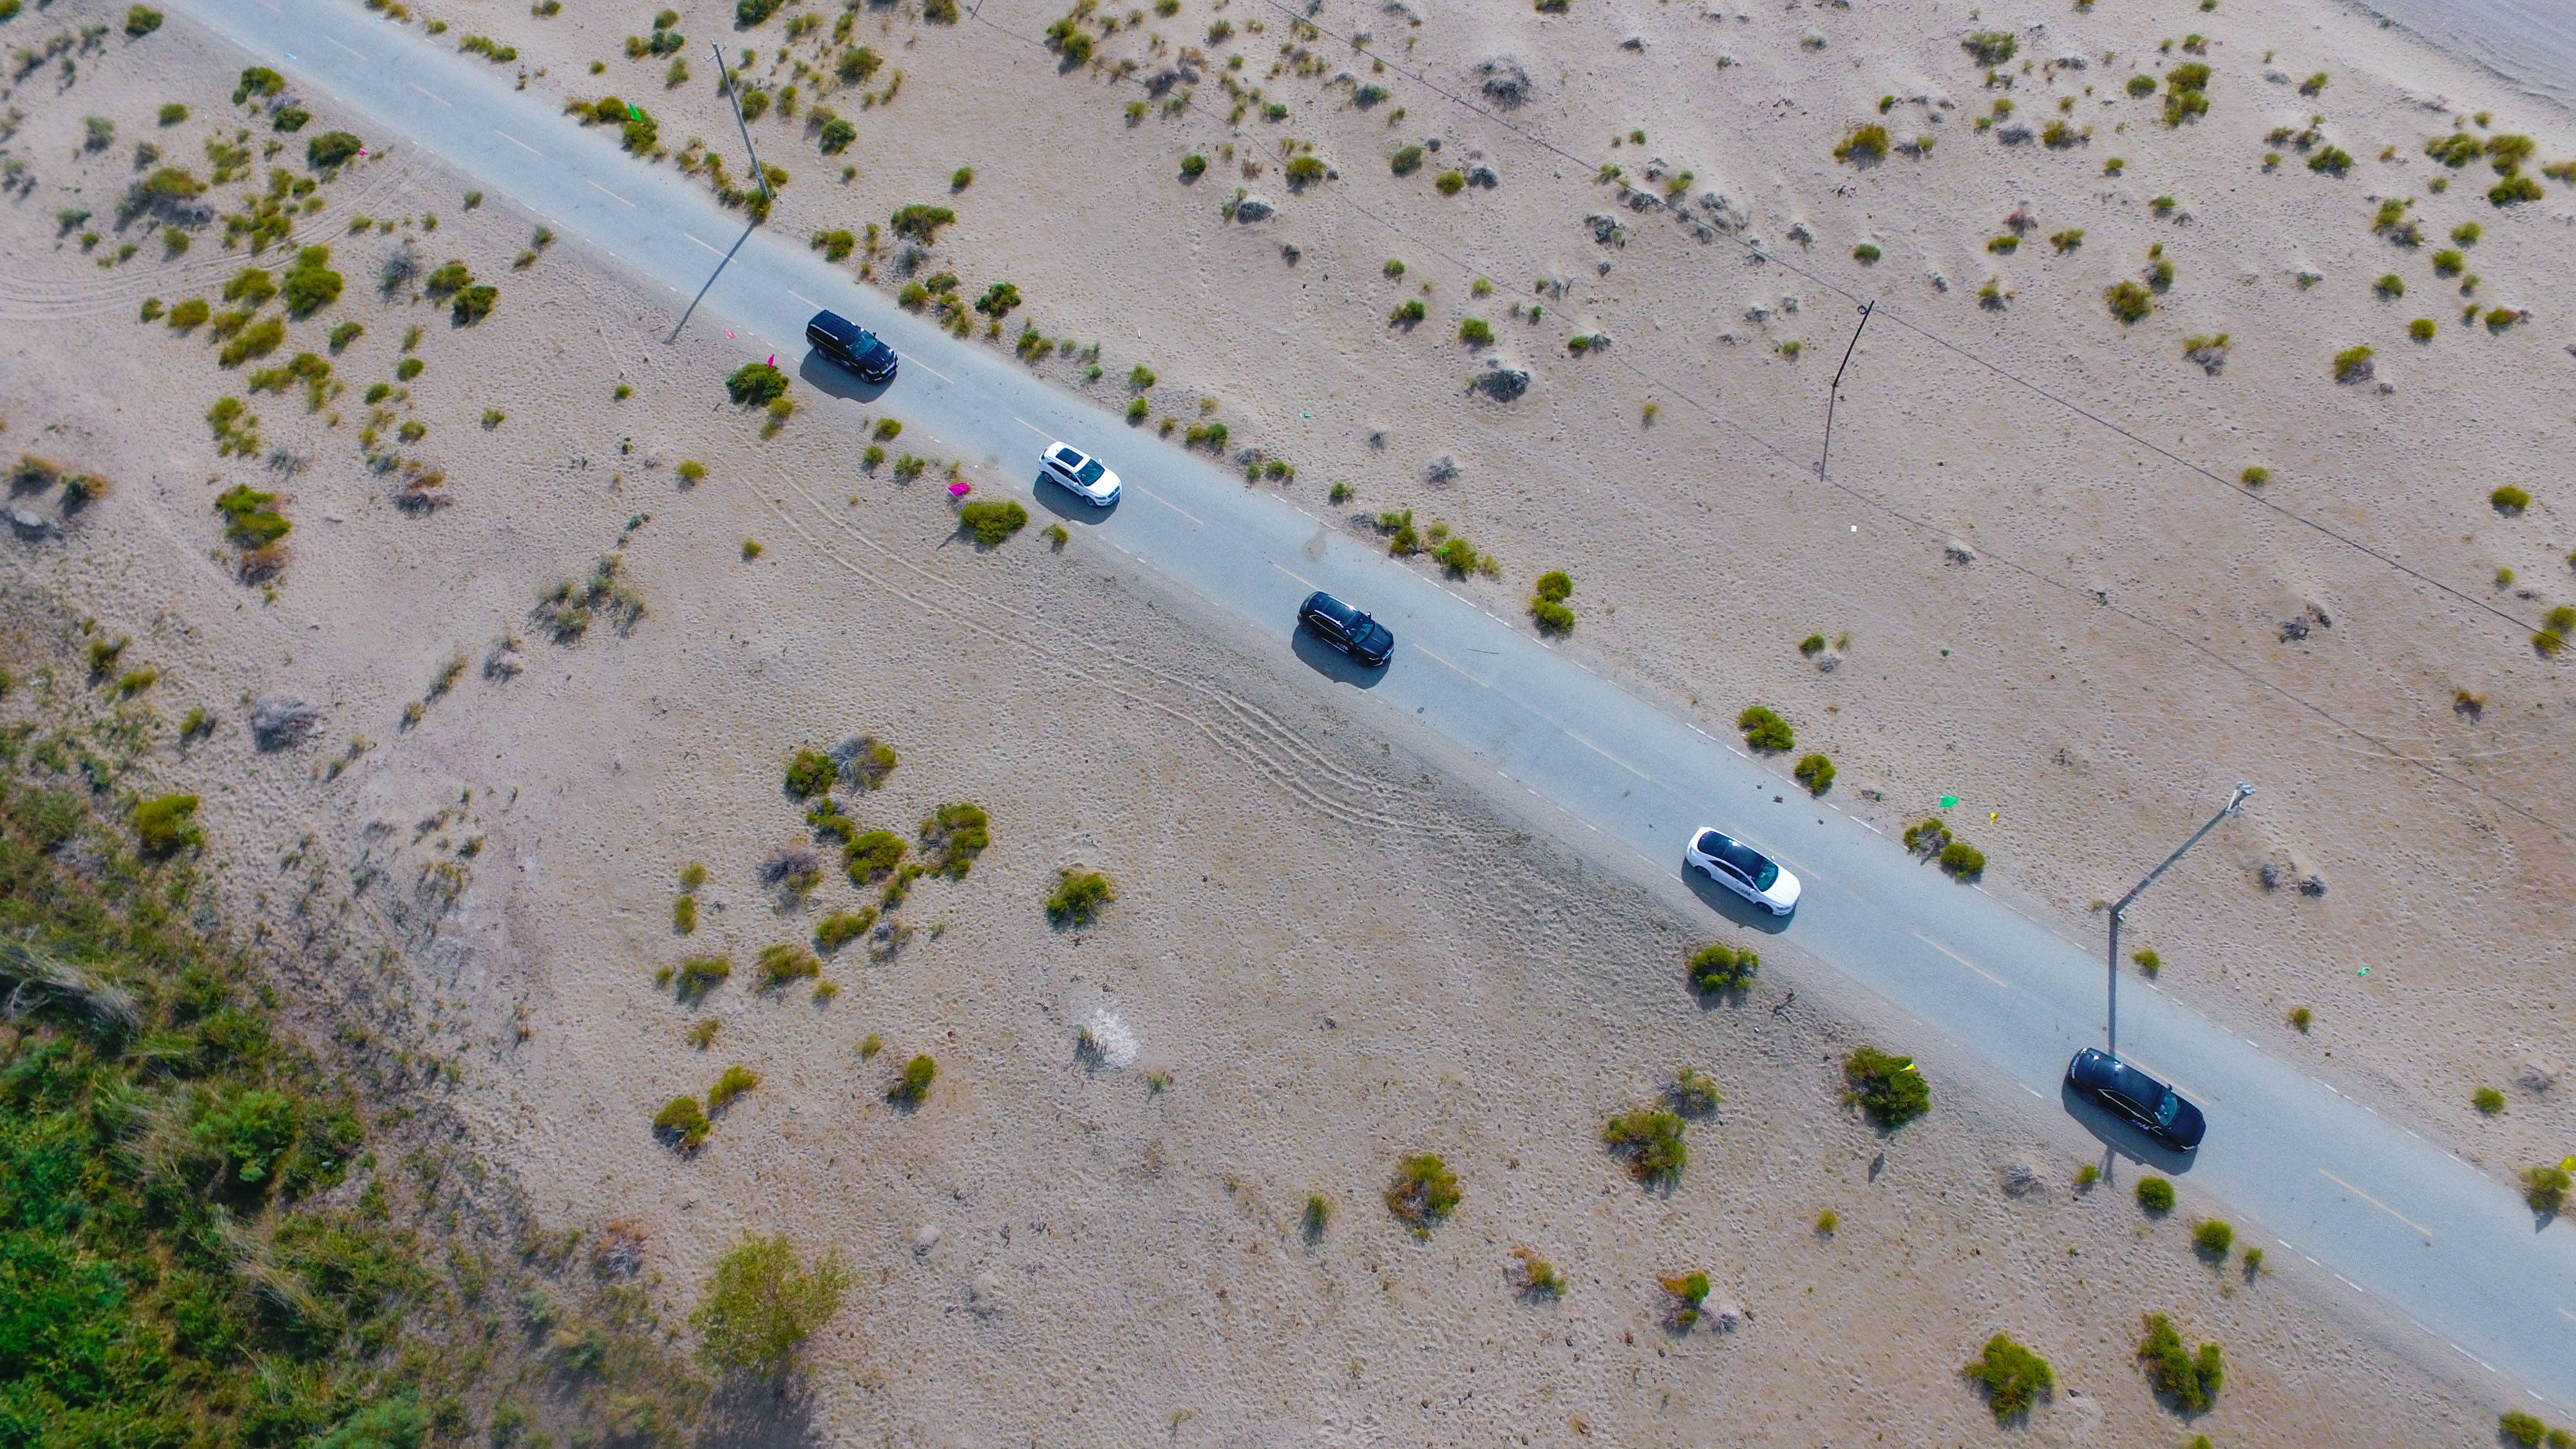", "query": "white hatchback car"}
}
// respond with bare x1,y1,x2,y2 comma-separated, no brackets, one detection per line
1040,441,1120,506
1685,826,1802,915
